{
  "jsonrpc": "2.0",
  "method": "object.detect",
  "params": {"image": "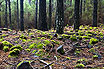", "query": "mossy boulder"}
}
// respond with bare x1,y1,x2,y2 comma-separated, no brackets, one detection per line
10,45,23,51
89,38,98,44
62,34,70,39
17,61,33,69
70,36,77,41
2,41,13,48
9,49,20,57
3,46,9,52
75,64,85,68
